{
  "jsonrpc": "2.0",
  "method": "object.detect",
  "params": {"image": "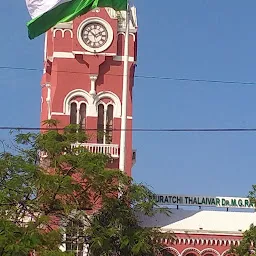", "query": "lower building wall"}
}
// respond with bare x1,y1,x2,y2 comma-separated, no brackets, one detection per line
161,233,241,256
